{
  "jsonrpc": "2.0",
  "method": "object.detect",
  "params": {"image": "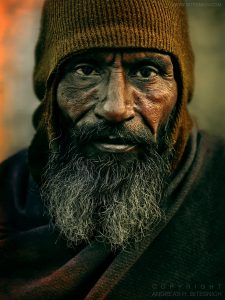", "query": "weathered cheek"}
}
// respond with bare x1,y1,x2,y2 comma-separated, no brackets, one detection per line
135,87,177,137
140,102,163,136
57,88,98,122
154,90,177,123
